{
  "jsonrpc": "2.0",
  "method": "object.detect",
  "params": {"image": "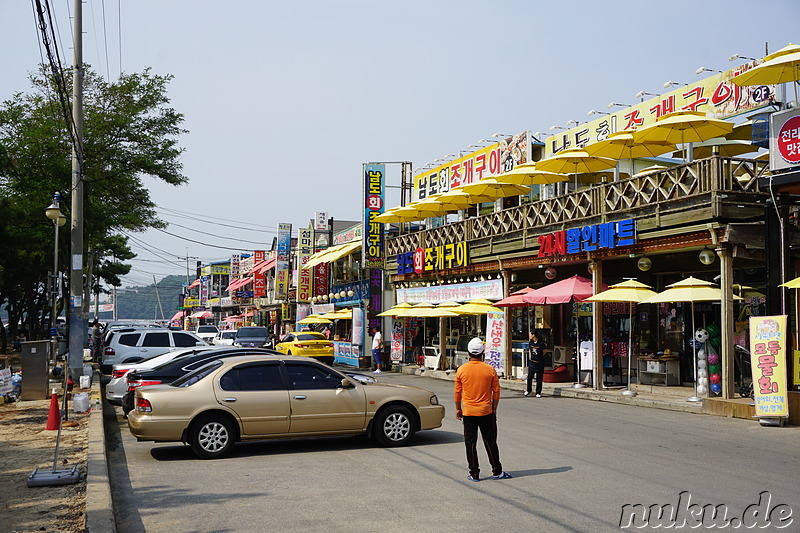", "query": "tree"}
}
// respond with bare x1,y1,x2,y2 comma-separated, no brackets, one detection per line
0,65,188,340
